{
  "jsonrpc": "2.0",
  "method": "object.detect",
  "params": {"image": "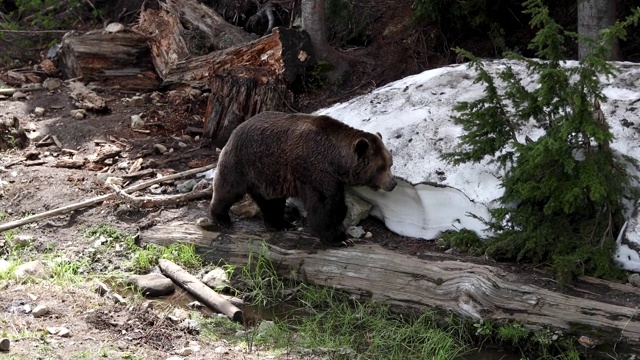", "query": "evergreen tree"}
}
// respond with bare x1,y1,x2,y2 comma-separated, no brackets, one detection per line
443,0,640,282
